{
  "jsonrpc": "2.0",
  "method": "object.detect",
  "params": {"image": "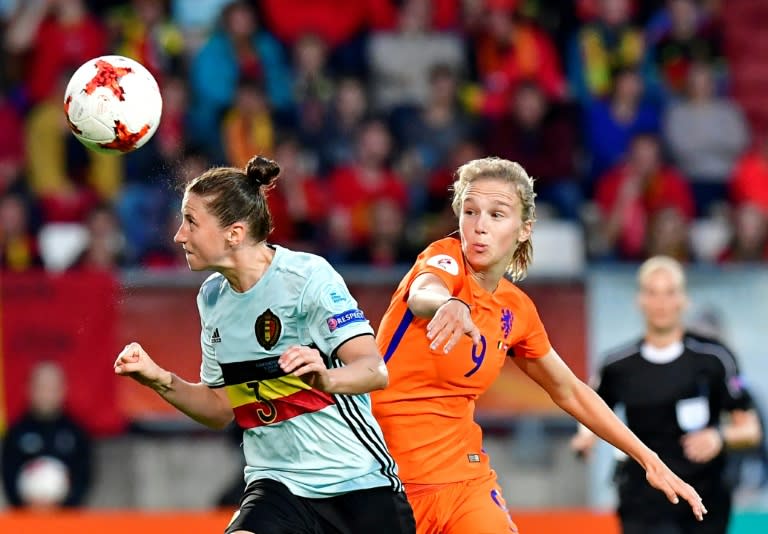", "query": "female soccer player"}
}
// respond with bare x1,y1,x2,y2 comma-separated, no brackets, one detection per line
114,155,415,534
371,157,706,534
